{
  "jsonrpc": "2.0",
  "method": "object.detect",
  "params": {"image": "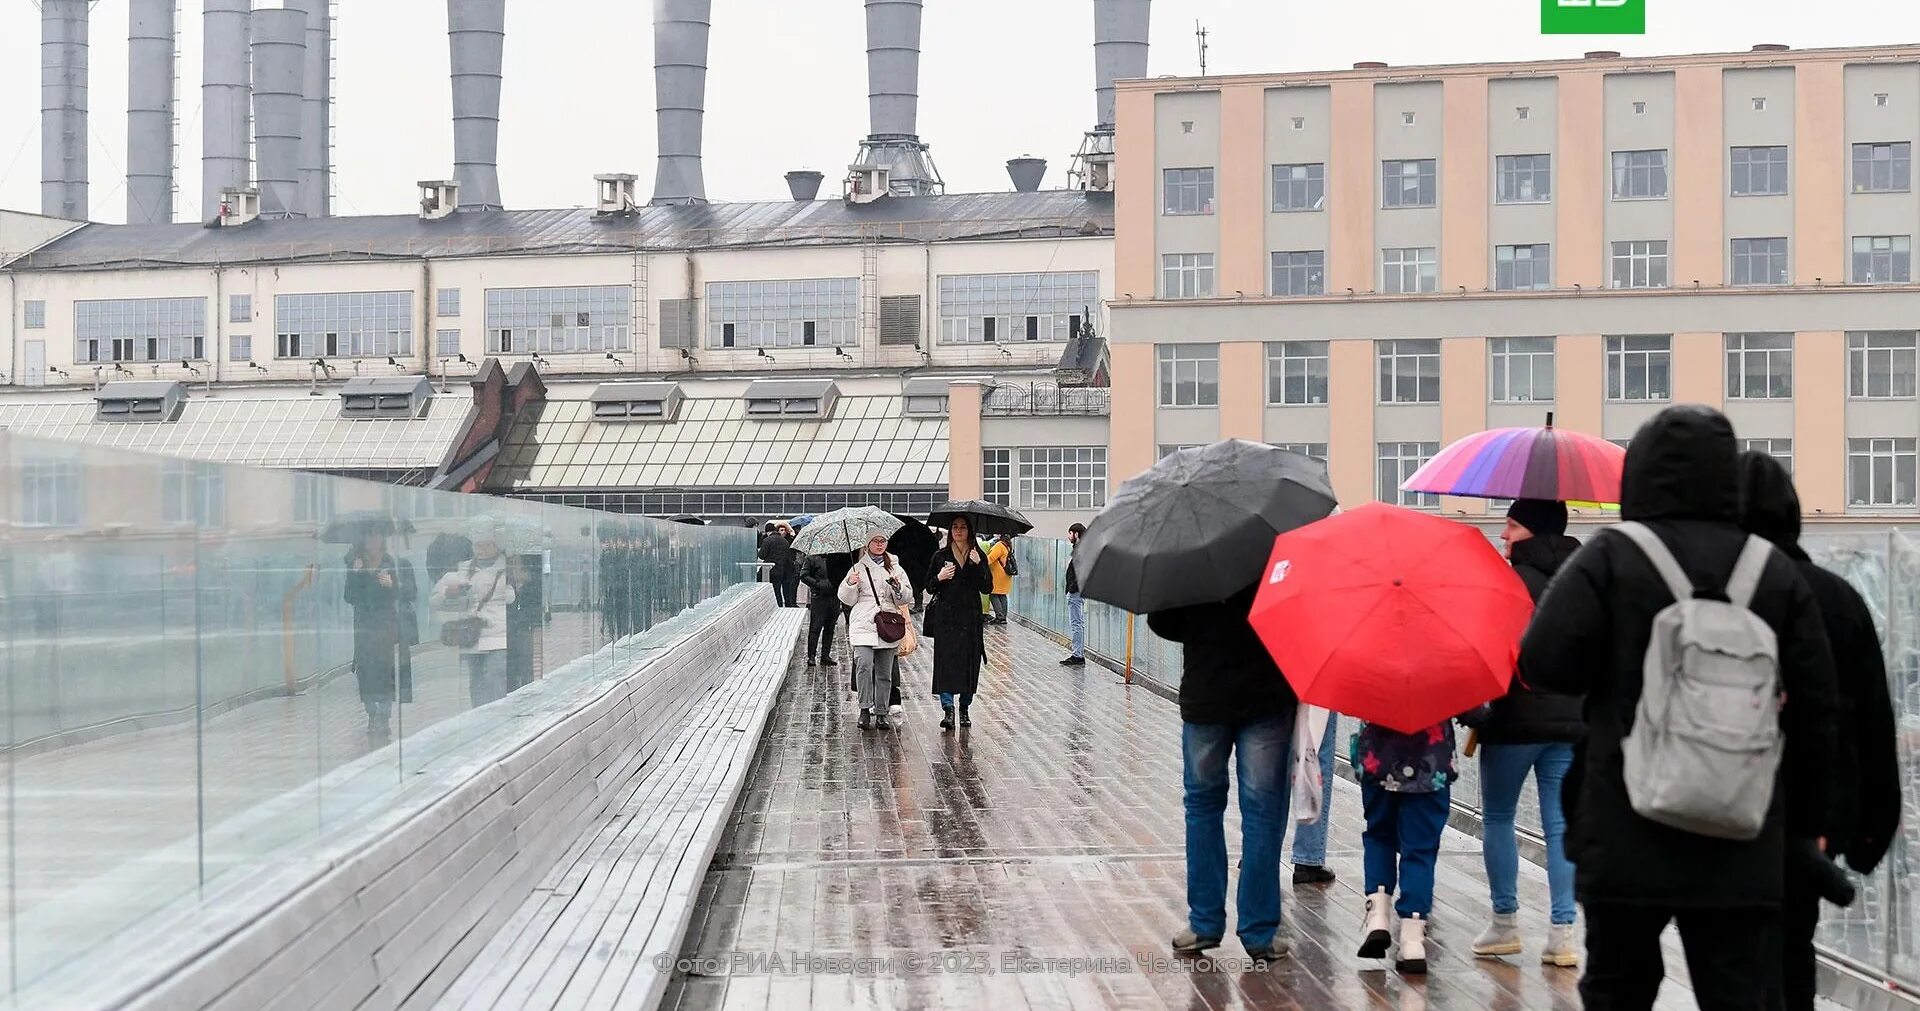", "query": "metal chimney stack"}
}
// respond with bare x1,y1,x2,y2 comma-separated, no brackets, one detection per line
202,0,251,219
250,8,307,218
1007,157,1047,192
651,0,710,206
127,0,174,224
785,170,824,202
850,0,941,197
1073,0,1150,193
448,0,506,211
287,0,331,218
39,0,89,219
